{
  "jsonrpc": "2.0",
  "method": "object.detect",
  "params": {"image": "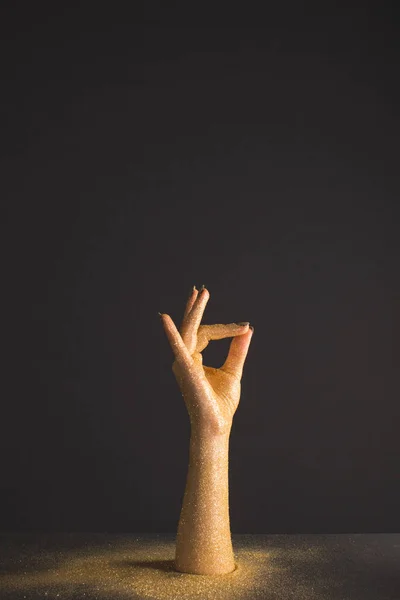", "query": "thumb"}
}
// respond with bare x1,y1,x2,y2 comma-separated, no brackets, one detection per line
221,327,254,379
